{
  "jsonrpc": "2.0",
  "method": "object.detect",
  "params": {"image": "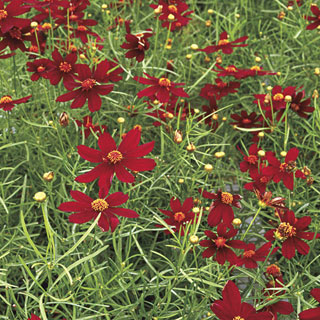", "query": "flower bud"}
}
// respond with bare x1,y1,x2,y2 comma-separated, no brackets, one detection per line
255,56,261,63
190,44,198,50
204,164,213,172
186,54,192,60
207,9,214,14
117,117,125,124
257,150,266,157
189,235,199,245
186,143,196,152
101,4,108,9
174,130,183,144
43,171,54,182
214,151,225,158
178,178,184,184
30,21,38,28
312,89,319,99
33,192,47,202
59,112,69,127
258,132,265,138
280,151,287,157
204,56,211,63
284,95,292,103
232,218,242,227
212,114,218,120
205,20,211,27
192,207,200,214
168,14,175,21
267,86,273,91
154,5,163,14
